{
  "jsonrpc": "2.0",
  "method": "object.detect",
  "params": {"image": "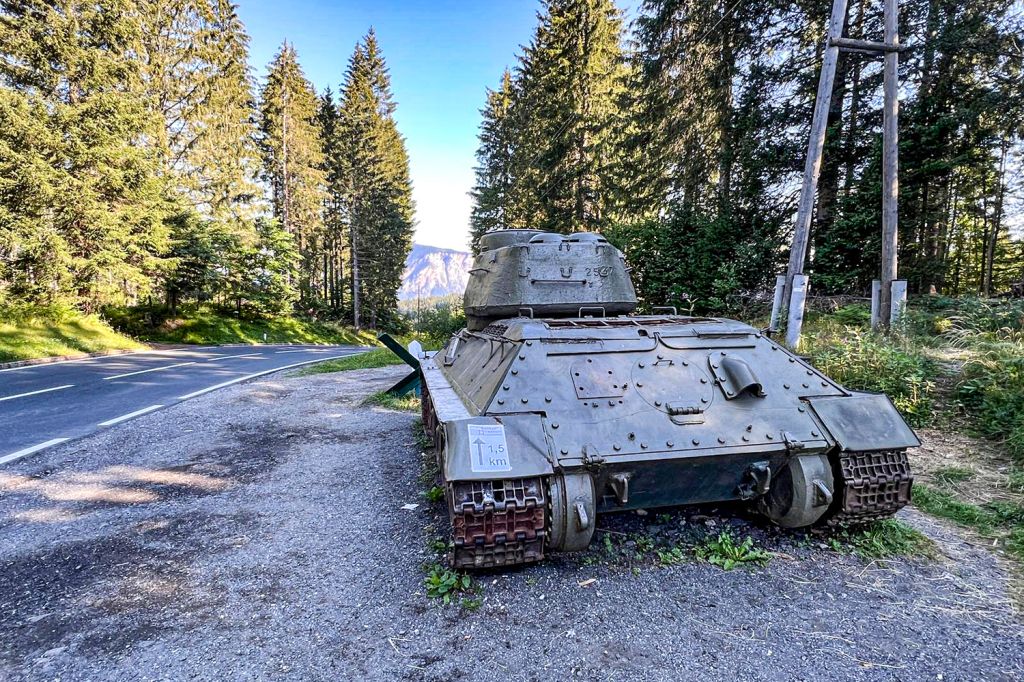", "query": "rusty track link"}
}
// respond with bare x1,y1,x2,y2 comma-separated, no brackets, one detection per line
450,478,547,569
825,449,913,526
